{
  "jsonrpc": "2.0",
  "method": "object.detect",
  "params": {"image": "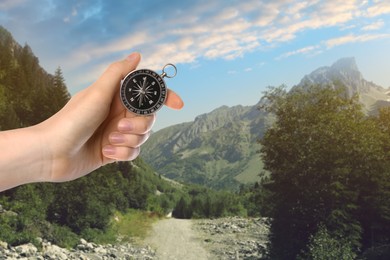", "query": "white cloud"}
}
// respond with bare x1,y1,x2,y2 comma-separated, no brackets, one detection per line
361,19,385,31
276,45,320,60
366,0,390,17
276,30,390,60
60,0,390,89
325,33,390,48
